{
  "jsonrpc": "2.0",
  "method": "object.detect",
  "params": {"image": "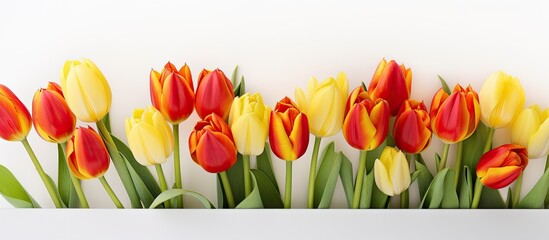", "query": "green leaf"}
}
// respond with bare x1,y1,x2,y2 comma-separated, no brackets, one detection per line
236,171,263,208
226,153,246,205
434,153,441,172
370,176,389,208
339,152,354,208
361,81,368,91
359,170,374,208
57,144,78,208
518,169,549,208
313,143,342,208
102,112,112,133
459,166,473,209
231,65,239,86
411,170,421,183
506,189,513,209
124,158,156,208
149,189,213,209
441,169,459,208
216,174,225,209
238,76,246,96
437,75,452,95
256,144,280,193
45,174,66,208
415,160,433,200
366,137,390,173
478,187,505,208
420,168,448,208
0,164,40,208
462,123,489,180
250,169,283,208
